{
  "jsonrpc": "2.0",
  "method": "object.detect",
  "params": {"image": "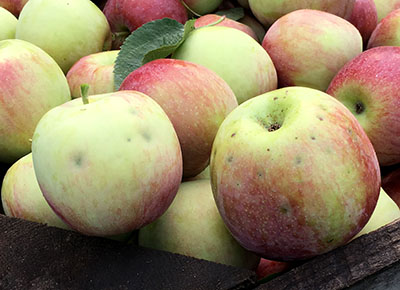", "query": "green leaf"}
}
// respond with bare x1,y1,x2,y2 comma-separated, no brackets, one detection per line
114,18,196,89
215,7,245,21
